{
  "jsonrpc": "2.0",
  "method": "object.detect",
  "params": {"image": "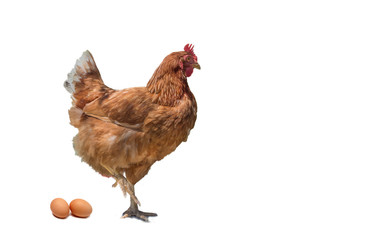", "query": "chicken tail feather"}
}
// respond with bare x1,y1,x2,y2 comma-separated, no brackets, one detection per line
64,50,107,109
